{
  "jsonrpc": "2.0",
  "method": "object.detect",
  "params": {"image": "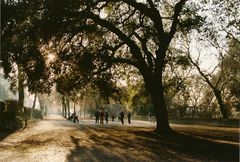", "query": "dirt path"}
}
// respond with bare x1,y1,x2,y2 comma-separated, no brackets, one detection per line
0,116,239,162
